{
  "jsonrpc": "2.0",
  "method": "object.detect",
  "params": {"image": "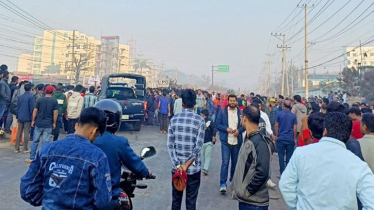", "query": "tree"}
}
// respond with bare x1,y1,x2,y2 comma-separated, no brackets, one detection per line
133,57,151,74
360,71,374,101
70,44,96,85
226,89,235,95
200,74,211,85
319,79,338,95
337,67,360,96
